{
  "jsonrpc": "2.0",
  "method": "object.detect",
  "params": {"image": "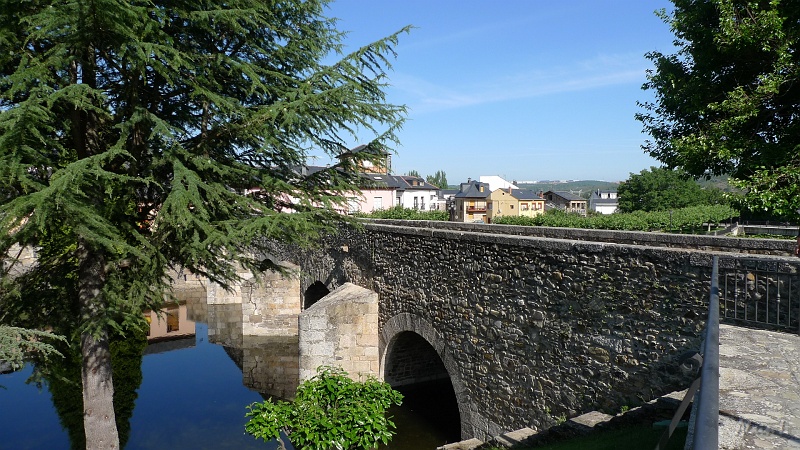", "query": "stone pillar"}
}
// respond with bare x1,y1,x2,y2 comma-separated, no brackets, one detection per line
206,264,253,305
242,262,301,336
298,283,380,381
